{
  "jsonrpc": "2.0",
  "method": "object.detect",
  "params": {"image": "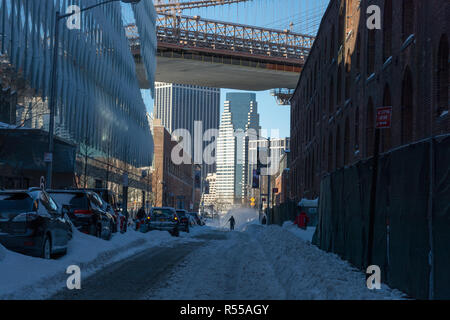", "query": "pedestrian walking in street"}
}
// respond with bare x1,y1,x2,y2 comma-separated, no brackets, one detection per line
228,216,236,231
135,206,146,231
